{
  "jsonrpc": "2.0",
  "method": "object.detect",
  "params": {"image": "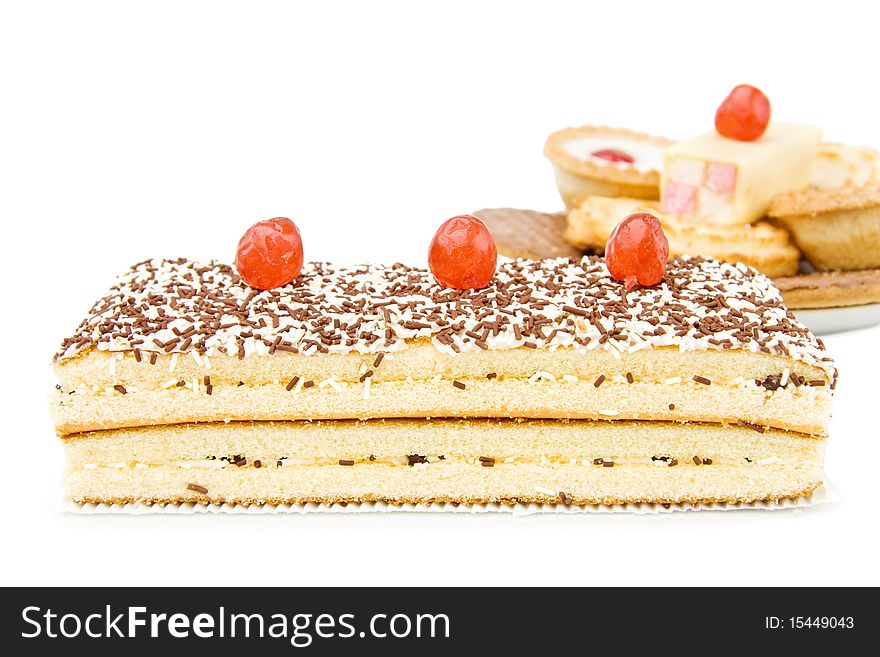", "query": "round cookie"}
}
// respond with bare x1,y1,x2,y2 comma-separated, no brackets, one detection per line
775,268,880,309
473,208,581,260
